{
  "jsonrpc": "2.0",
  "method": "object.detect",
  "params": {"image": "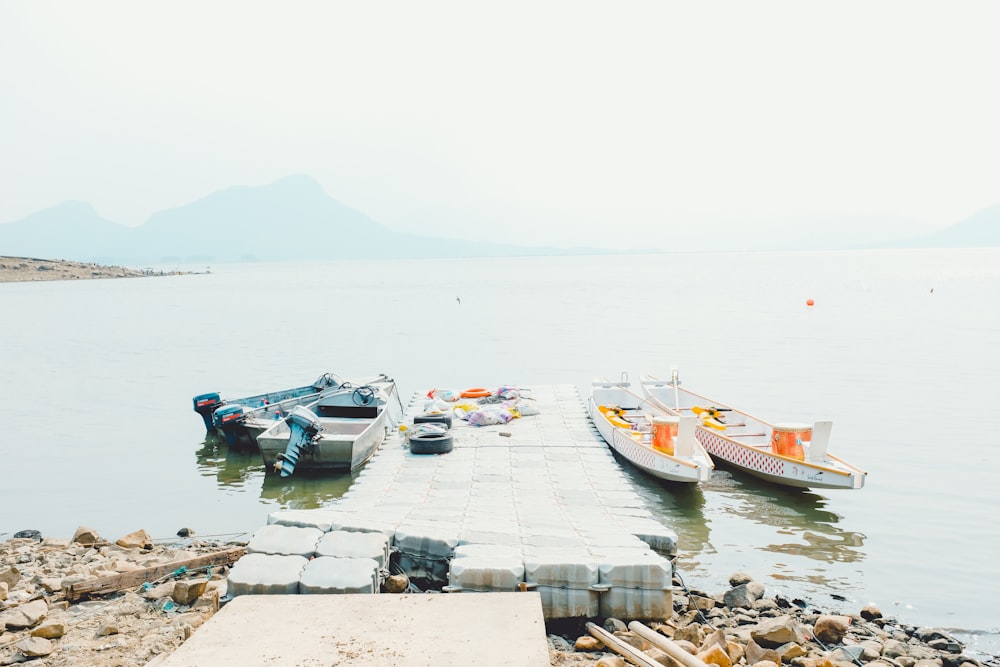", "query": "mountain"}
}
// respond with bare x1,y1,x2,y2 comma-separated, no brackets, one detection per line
0,201,136,264
915,203,1000,247
0,175,592,264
